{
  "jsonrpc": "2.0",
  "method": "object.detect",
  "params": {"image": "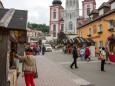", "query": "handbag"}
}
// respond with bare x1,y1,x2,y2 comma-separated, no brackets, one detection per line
34,71,38,79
